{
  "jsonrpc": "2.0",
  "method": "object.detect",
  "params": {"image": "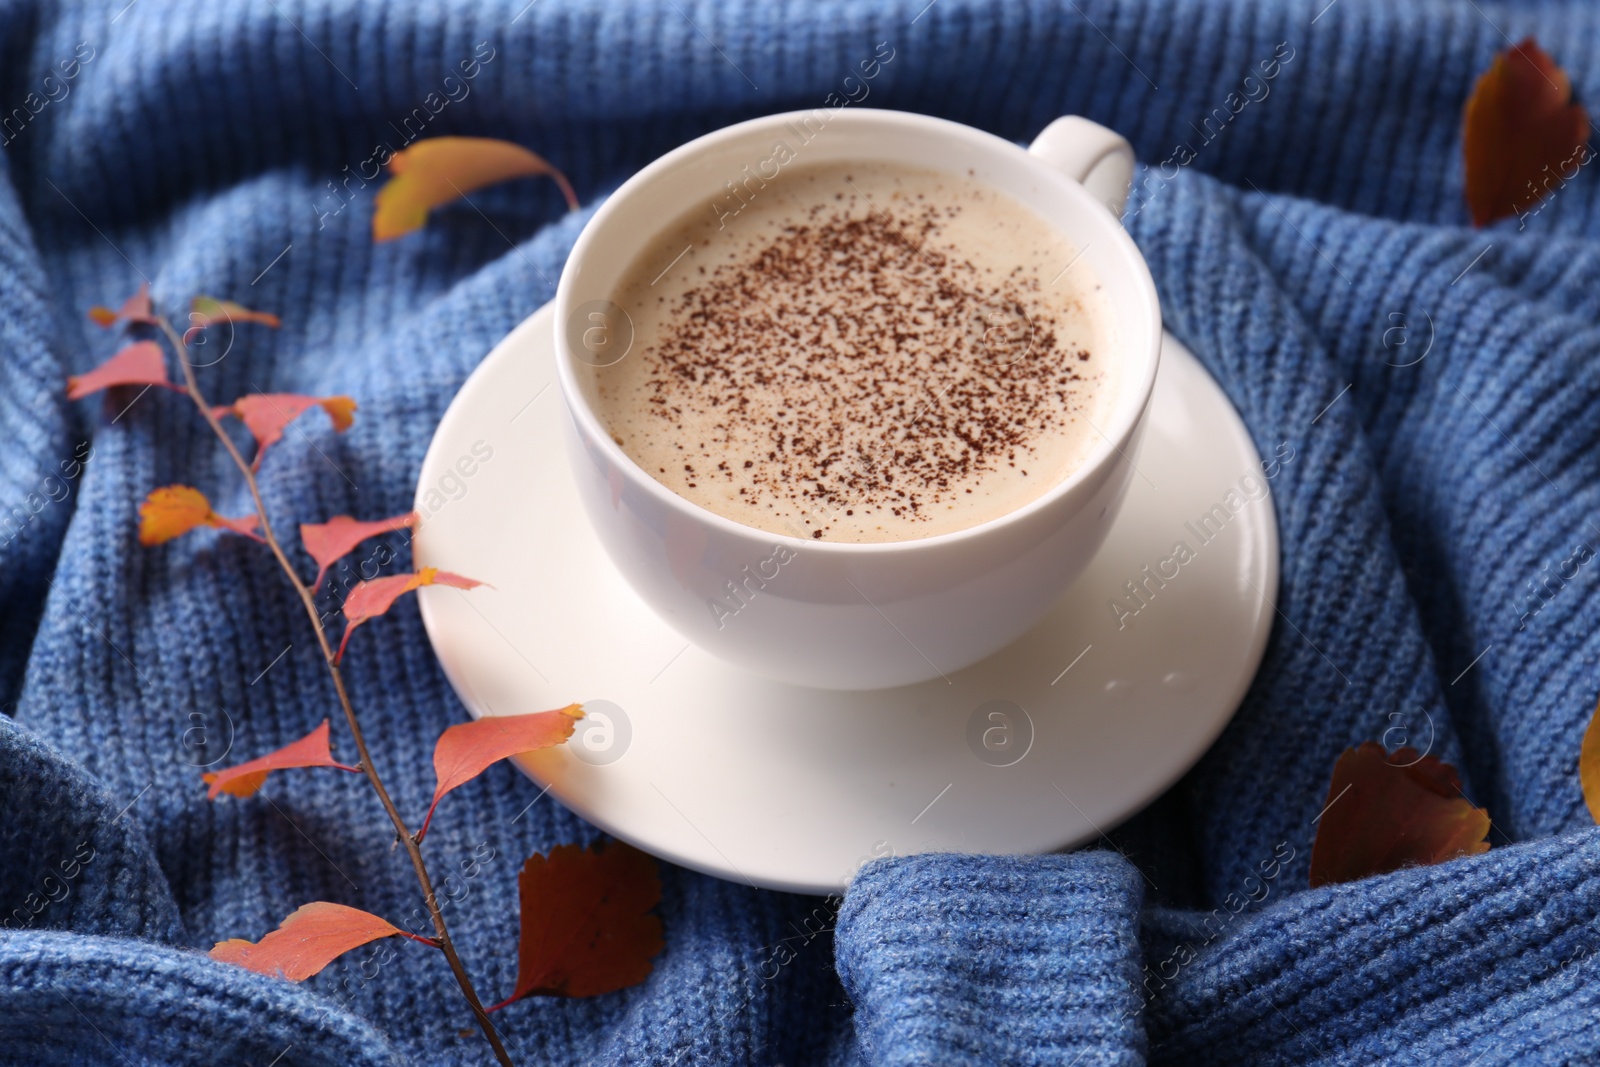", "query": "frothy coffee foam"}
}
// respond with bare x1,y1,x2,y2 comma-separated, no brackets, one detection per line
590,160,1117,543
